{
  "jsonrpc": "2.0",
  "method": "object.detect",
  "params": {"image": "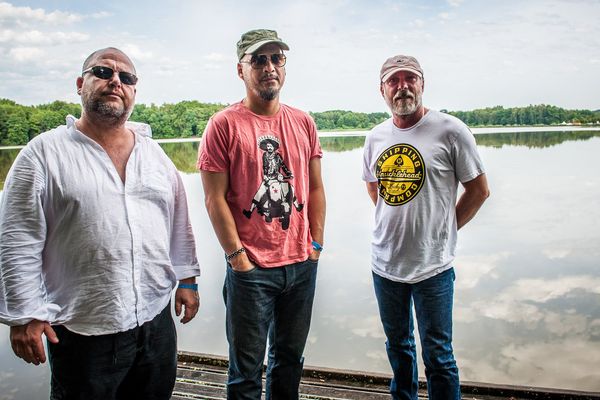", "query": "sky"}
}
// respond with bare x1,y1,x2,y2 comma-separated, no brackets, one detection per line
0,0,599,113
